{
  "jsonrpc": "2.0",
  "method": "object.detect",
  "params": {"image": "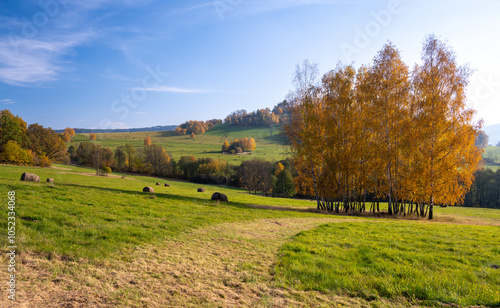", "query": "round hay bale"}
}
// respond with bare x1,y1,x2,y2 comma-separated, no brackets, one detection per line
197,188,205,192
20,173,40,182
46,178,55,183
164,183,170,187
211,192,228,202
143,187,154,193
